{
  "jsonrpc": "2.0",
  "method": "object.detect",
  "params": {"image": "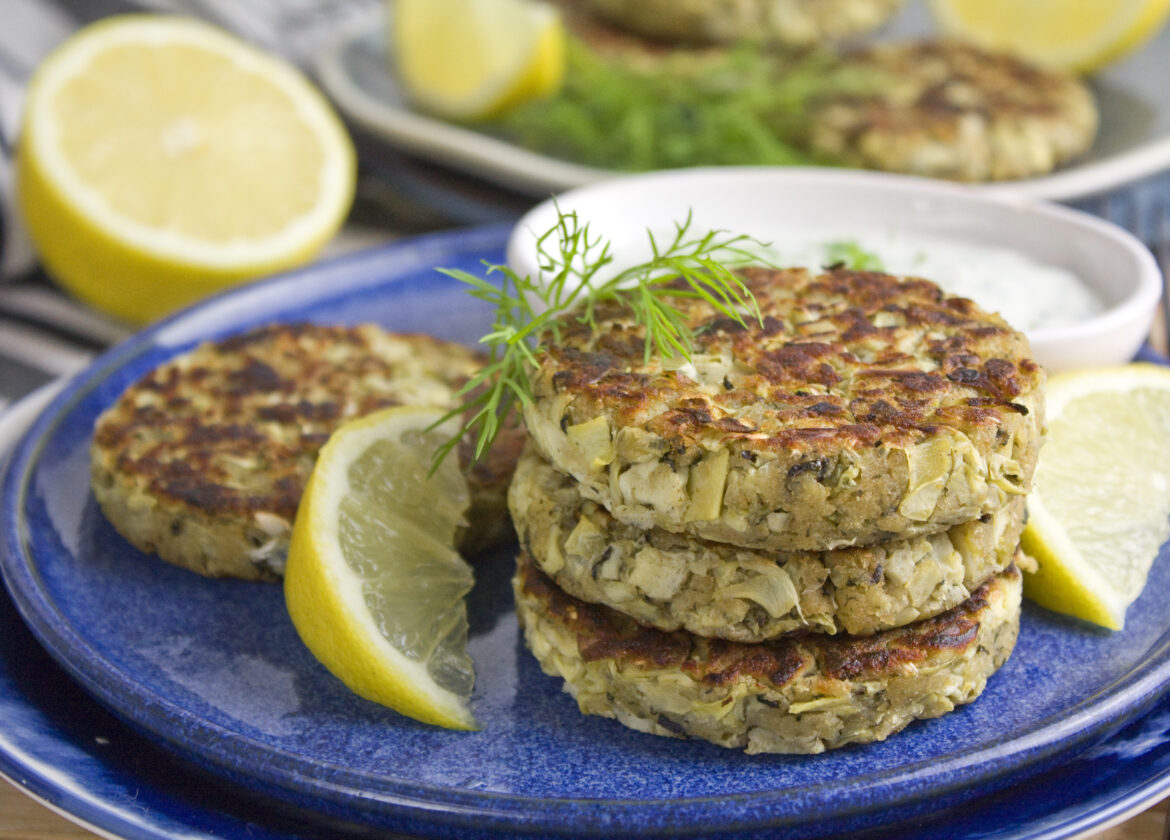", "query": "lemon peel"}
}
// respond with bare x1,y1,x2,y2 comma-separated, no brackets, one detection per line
393,0,565,120
929,0,1170,74
1021,364,1170,629
284,406,477,730
17,15,355,324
